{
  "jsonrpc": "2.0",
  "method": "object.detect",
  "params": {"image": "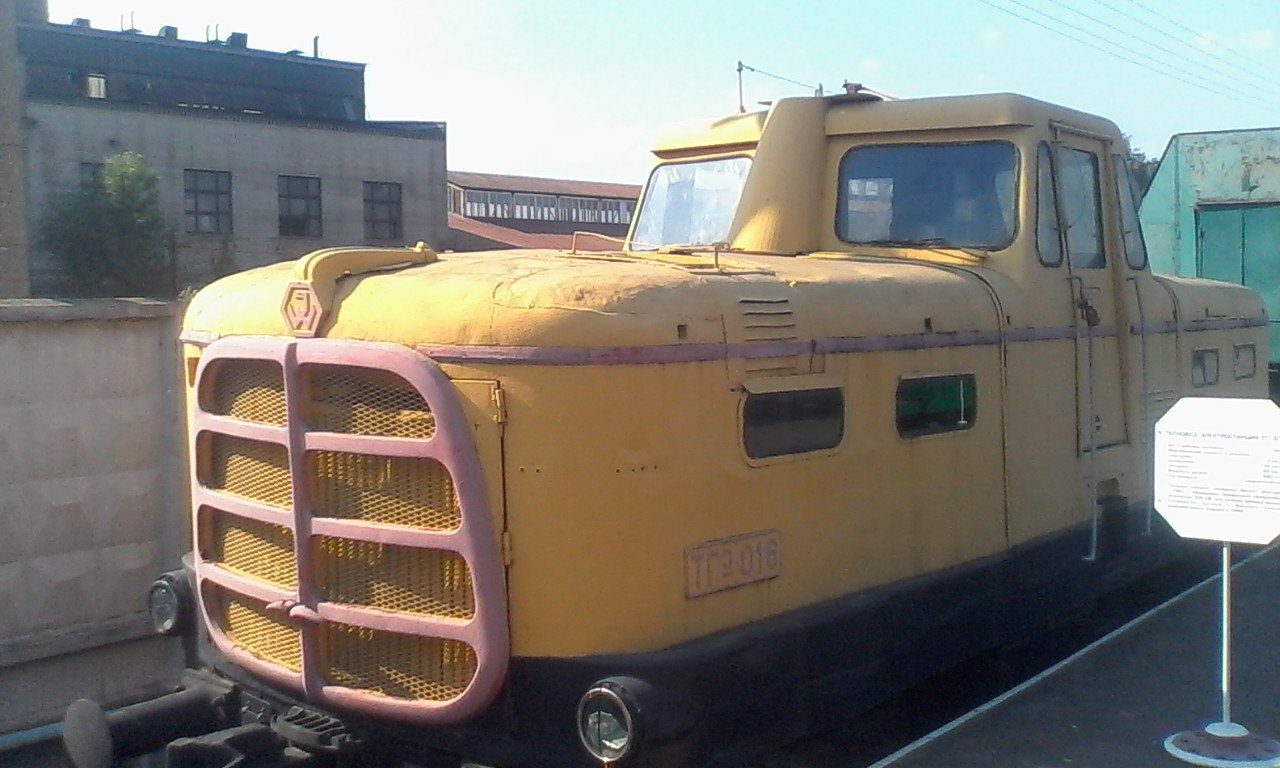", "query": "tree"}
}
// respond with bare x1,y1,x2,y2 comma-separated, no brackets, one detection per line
1124,140,1161,197
37,151,173,297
